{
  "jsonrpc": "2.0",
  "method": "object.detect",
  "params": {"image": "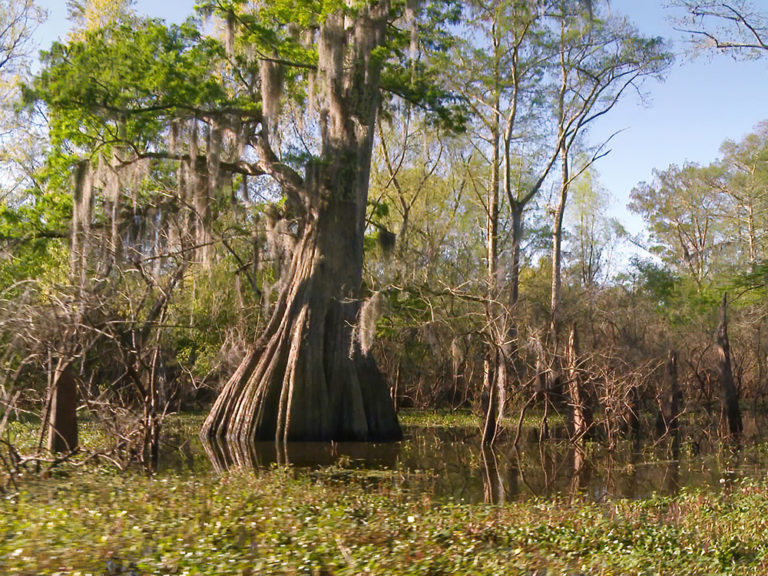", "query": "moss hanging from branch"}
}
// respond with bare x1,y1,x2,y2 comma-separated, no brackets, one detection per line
302,28,317,110
260,58,283,128
264,204,296,286
406,0,421,60
207,118,222,195
169,119,180,156
104,160,121,264
356,291,385,355
225,11,236,59
185,118,213,266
